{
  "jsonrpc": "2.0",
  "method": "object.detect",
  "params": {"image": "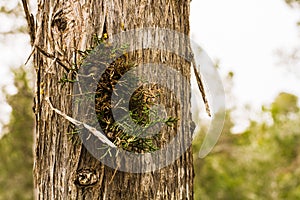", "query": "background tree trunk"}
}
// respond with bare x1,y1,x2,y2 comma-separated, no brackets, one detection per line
31,0,193,199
